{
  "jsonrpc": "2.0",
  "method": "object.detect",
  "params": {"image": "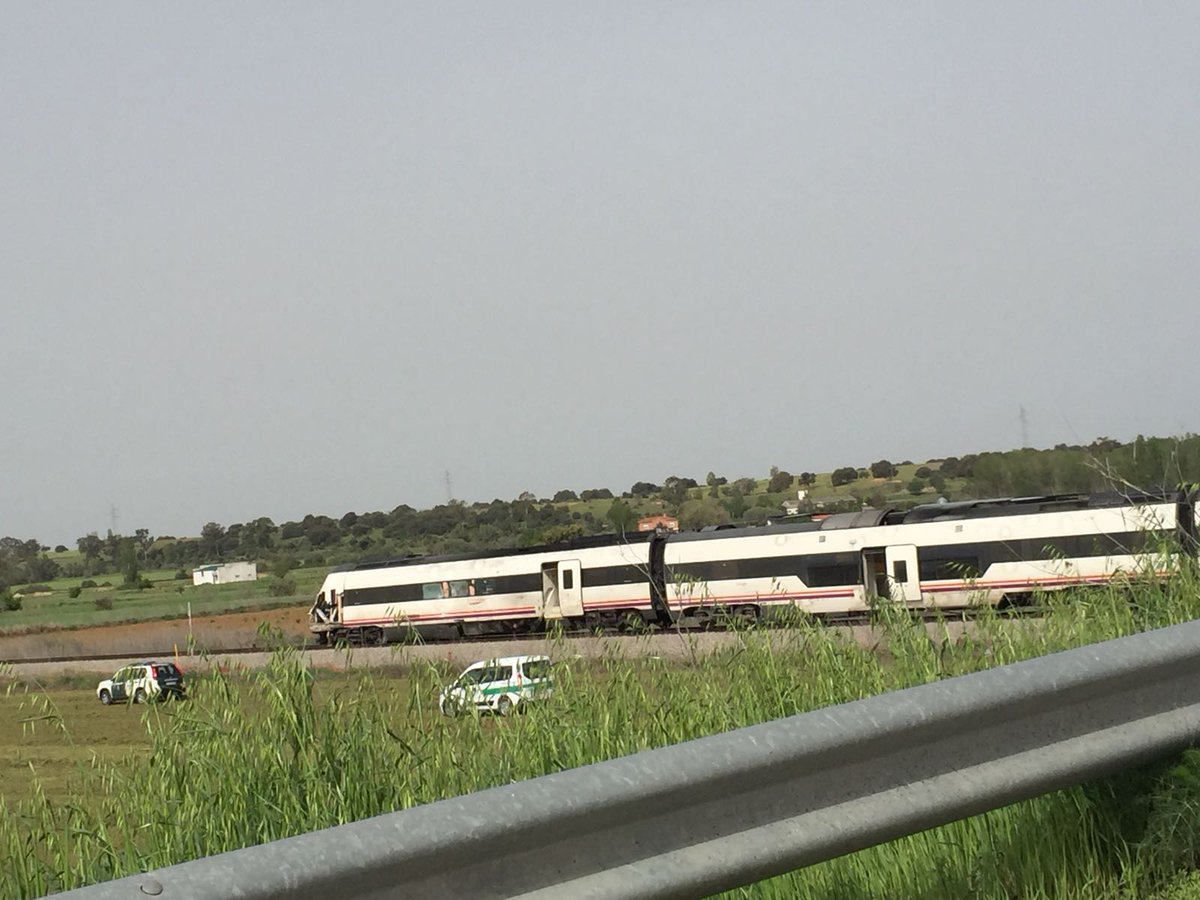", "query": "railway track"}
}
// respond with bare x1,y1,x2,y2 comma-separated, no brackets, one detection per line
0,609,1008,671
